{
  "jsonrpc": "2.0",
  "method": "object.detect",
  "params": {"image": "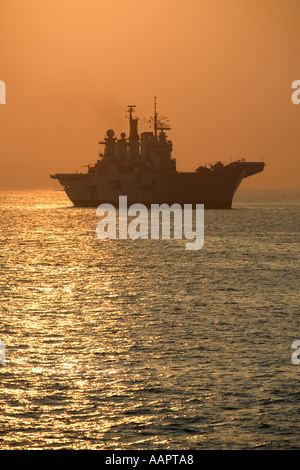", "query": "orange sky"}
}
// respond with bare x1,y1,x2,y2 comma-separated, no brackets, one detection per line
1,0,300,189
